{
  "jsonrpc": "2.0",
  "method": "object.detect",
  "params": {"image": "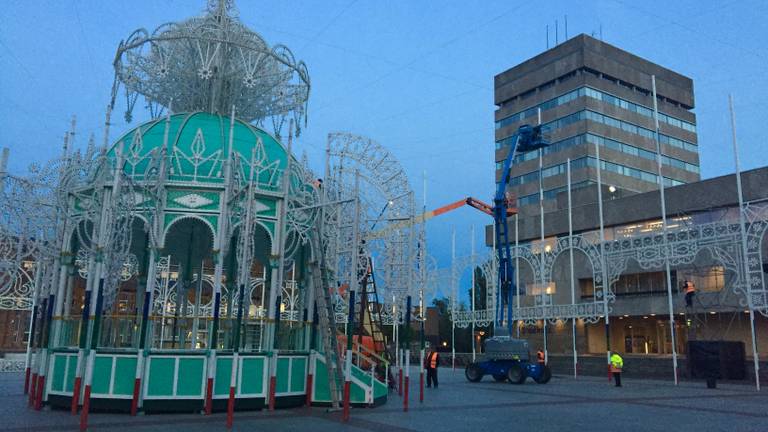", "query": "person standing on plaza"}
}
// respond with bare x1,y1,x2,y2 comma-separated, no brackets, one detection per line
610,352,624,387
425,349,440,388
